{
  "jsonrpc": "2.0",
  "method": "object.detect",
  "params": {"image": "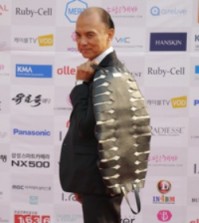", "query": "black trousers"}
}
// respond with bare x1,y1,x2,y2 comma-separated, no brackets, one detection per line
81,193,123,223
